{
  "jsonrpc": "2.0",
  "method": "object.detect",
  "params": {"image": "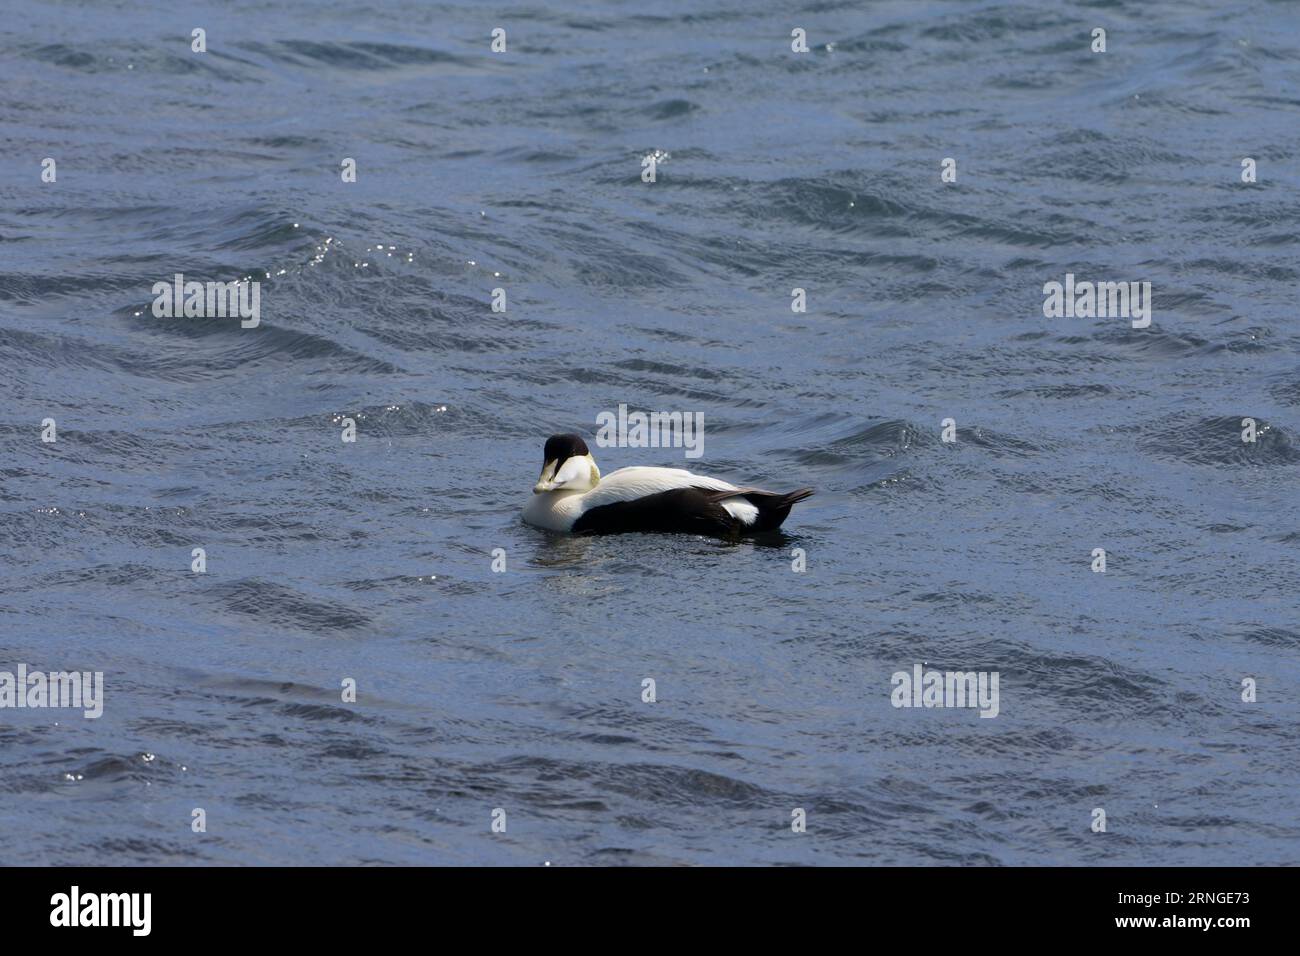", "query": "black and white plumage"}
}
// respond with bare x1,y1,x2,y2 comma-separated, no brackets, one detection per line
522,434,813,537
